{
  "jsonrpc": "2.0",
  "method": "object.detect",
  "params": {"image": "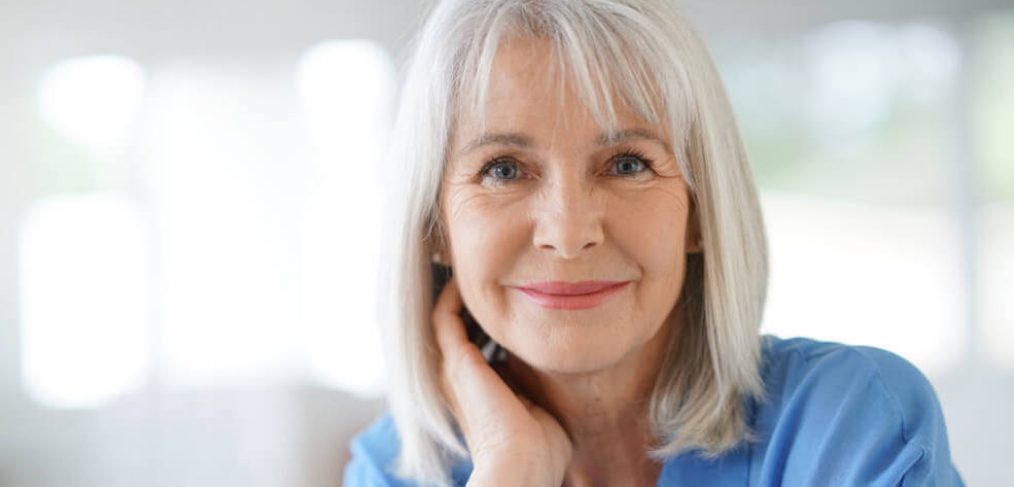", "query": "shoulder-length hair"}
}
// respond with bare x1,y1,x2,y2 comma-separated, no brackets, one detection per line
378,1,768,485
